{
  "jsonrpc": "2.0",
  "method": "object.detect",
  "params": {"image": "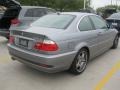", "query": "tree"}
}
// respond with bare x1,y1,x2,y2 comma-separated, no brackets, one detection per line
97,5,120,14
86,0,91,8
17,0,91,11
96,5,120,18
